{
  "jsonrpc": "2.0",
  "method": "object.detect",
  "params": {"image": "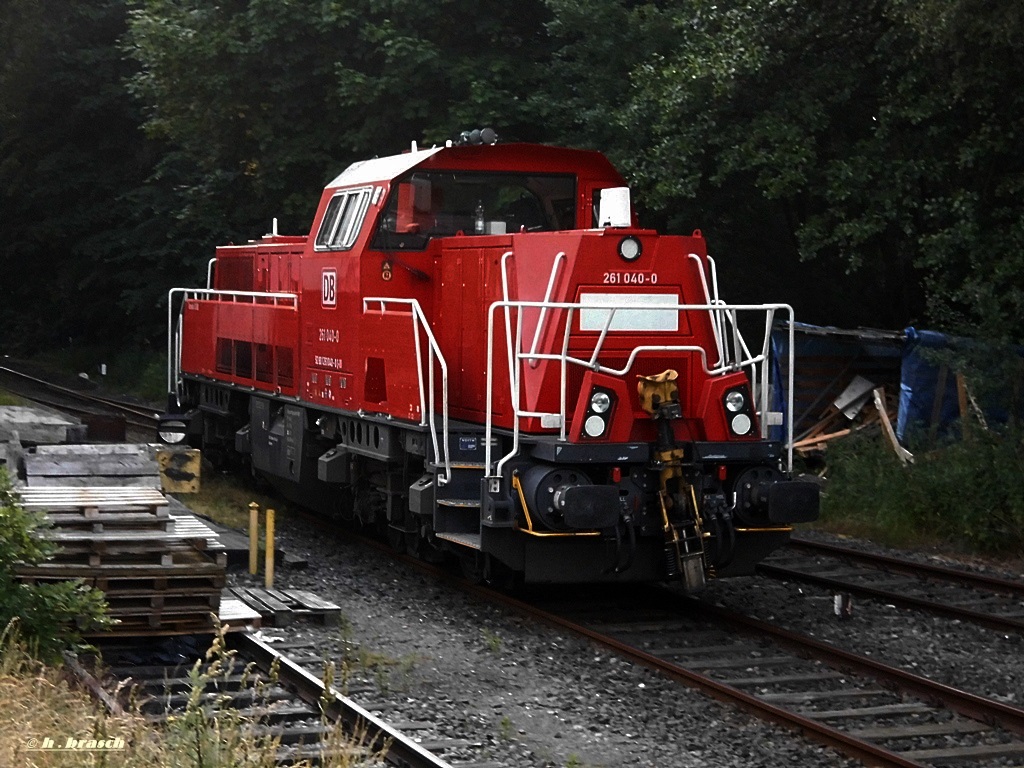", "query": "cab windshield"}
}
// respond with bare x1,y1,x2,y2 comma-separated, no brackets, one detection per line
371,171,576,251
